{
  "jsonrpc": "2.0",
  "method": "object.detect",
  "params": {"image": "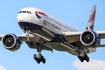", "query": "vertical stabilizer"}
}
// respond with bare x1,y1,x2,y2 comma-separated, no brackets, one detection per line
86,5,96,30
